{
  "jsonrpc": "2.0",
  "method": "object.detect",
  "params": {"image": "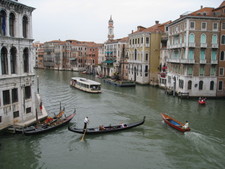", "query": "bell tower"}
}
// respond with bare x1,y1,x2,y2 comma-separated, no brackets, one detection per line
108,15,114,41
